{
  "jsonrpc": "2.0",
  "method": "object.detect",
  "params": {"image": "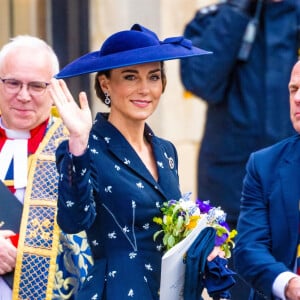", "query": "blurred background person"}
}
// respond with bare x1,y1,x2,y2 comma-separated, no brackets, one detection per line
180,0,299,298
